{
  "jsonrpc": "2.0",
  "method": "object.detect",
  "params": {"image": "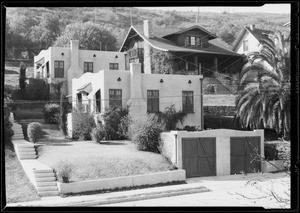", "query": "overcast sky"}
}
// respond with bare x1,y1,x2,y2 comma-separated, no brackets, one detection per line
137,4,291,14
